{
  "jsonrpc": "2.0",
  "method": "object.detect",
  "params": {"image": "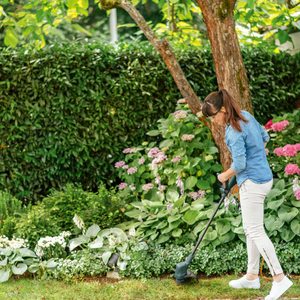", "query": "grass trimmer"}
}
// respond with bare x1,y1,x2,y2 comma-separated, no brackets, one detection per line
174,176,237,284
